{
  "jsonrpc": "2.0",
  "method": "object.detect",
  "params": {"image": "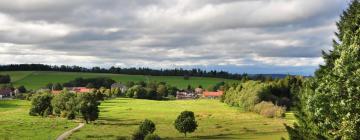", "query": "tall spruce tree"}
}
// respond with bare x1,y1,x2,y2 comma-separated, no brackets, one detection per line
286,0,360,139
